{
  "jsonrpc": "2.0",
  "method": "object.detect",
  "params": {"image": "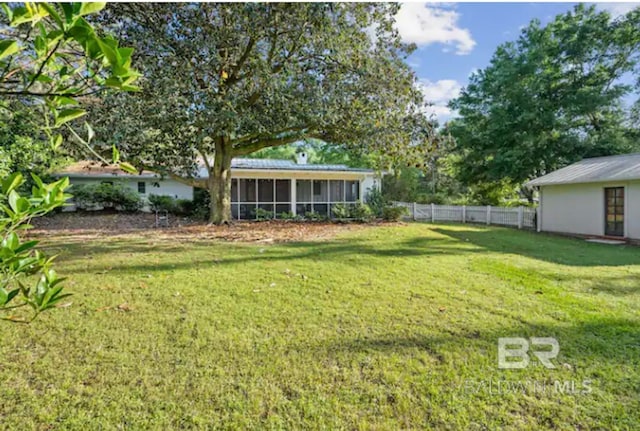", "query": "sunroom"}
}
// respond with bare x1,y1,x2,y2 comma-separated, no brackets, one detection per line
230,178,364,220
